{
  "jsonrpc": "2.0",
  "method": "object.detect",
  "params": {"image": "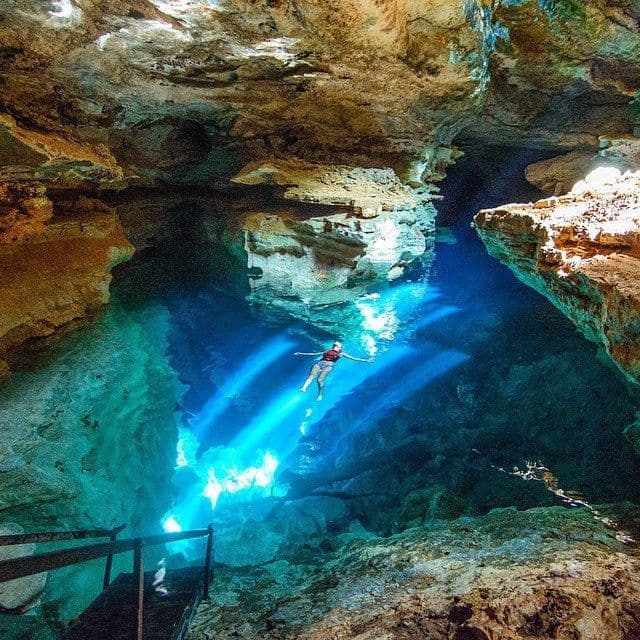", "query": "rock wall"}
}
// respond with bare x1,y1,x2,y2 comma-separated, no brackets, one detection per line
1,0,639,193
474,167,640,386
0,296,181,534
207,160,436,330
0,195,134,376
